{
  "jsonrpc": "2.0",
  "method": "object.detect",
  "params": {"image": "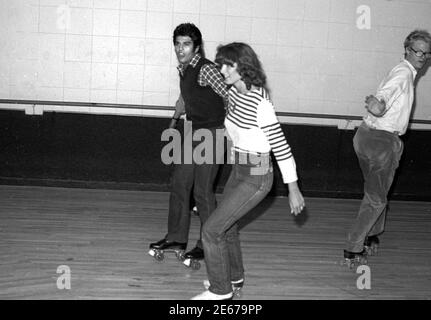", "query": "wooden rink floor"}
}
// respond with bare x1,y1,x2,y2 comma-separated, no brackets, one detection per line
0,185,430,300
